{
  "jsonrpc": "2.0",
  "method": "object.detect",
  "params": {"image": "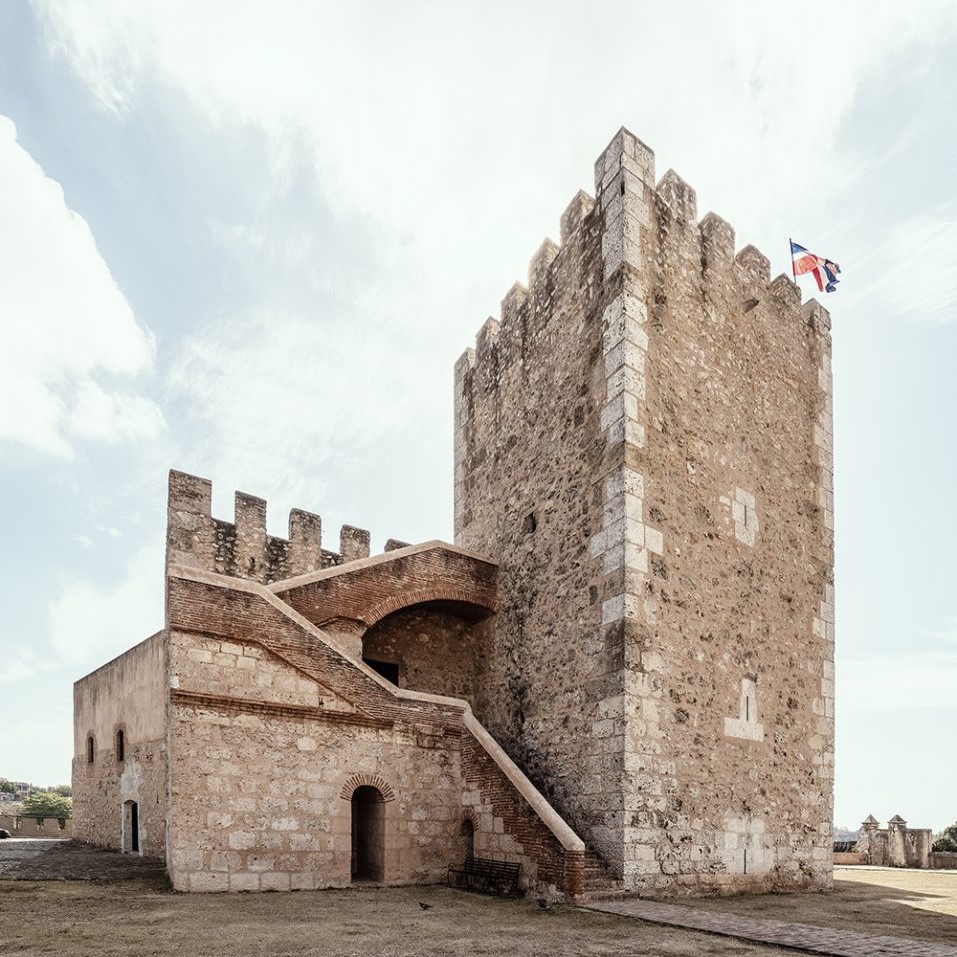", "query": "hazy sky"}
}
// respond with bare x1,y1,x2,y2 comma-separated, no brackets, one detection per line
1,1,955,833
